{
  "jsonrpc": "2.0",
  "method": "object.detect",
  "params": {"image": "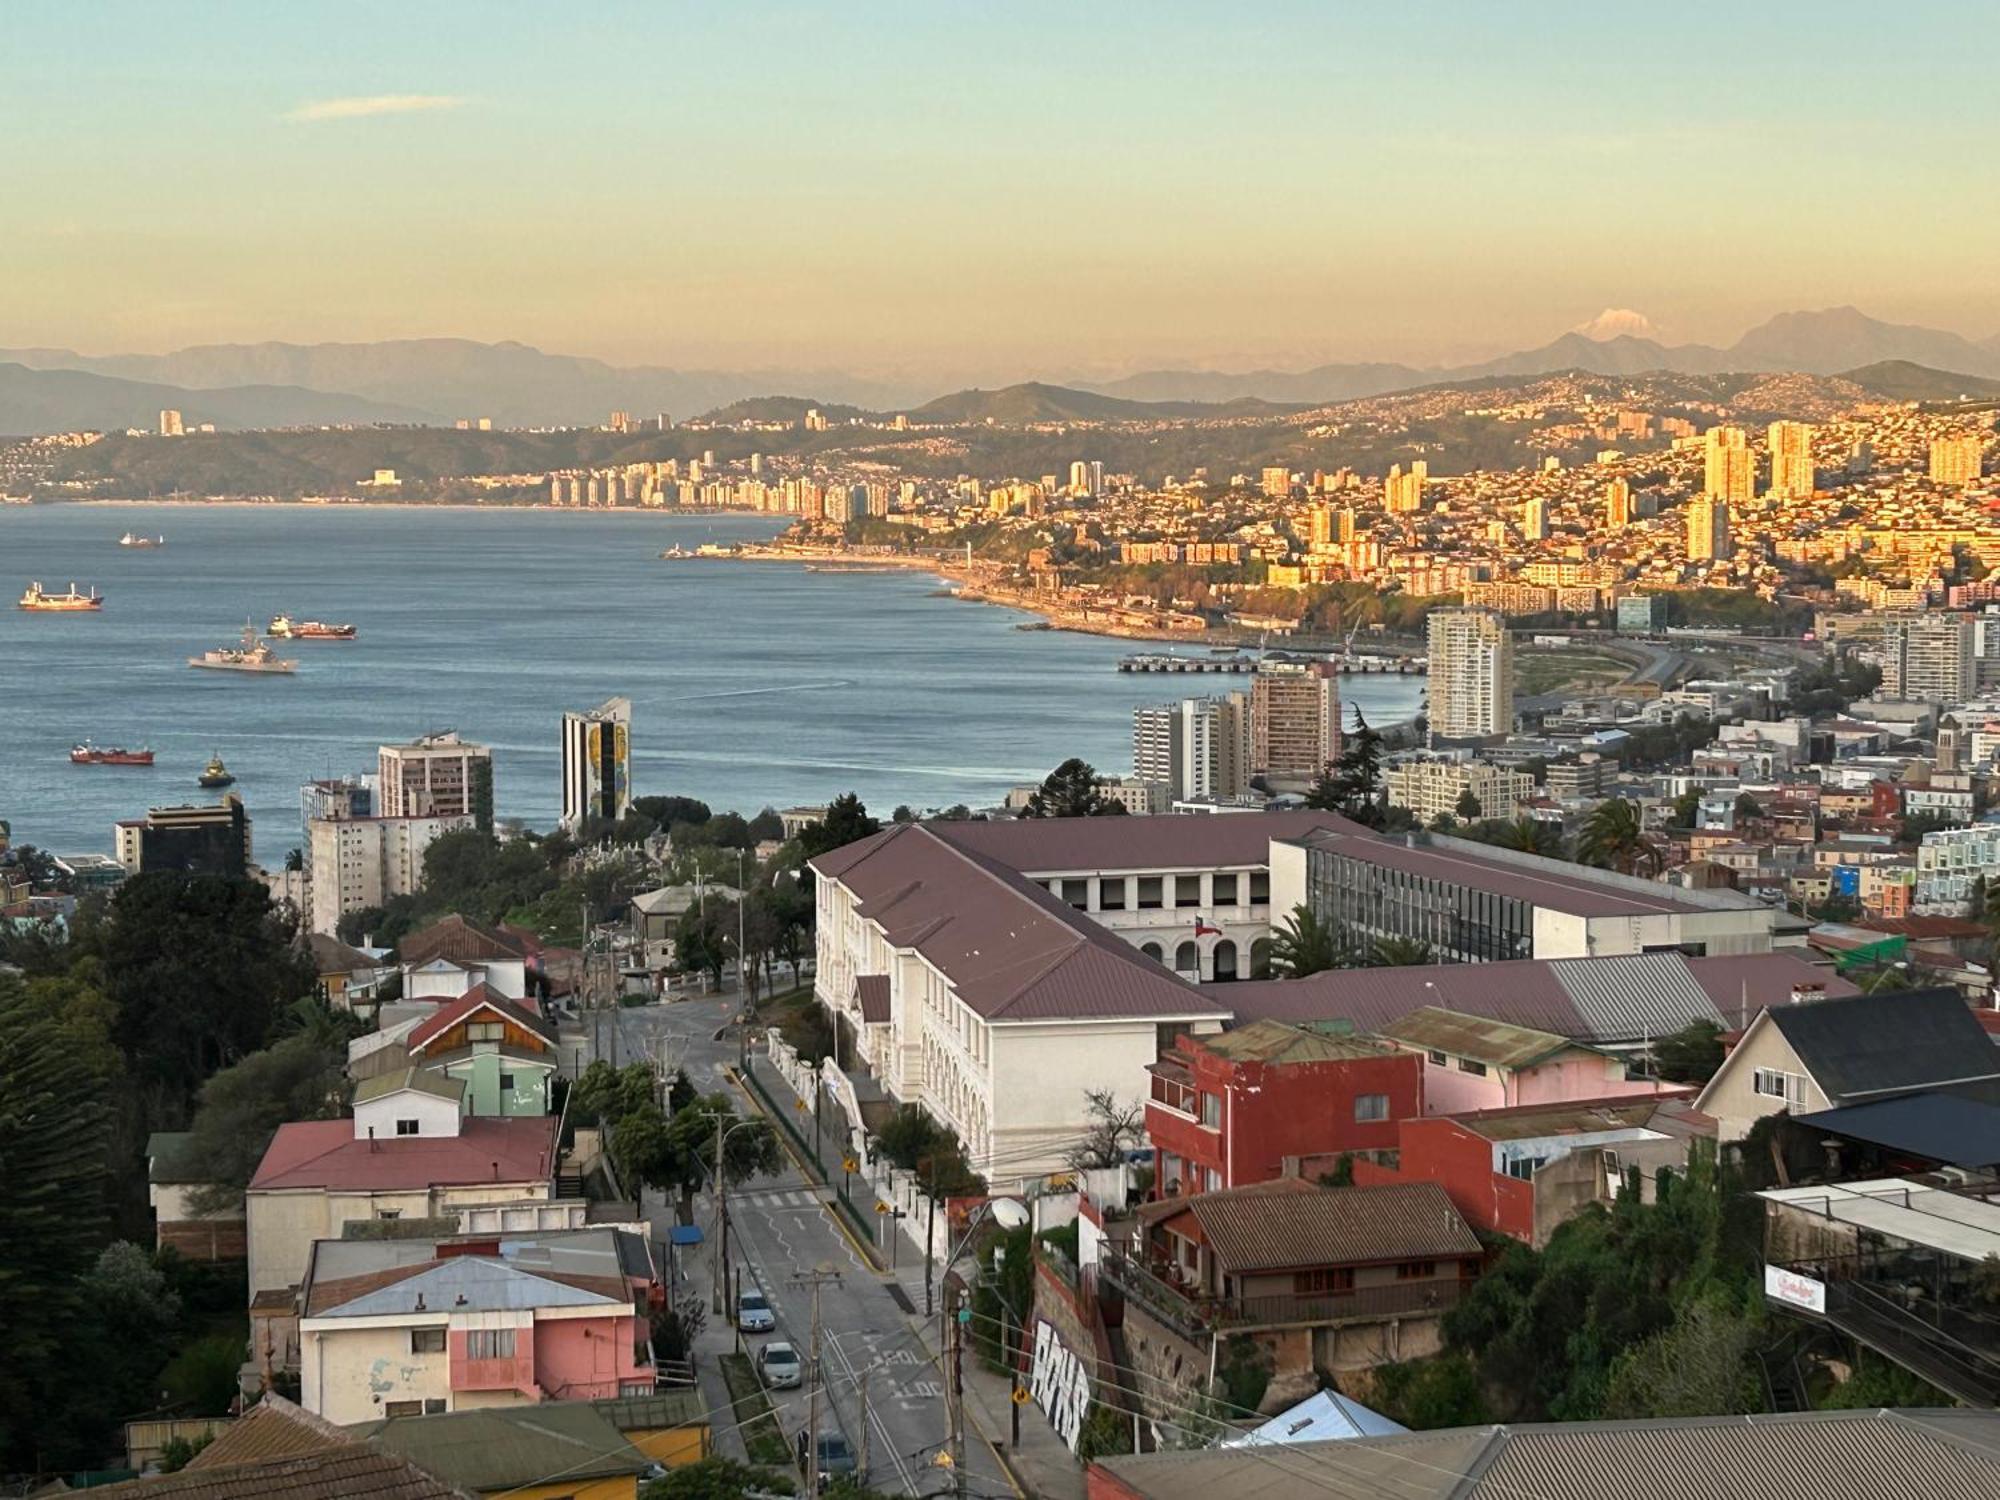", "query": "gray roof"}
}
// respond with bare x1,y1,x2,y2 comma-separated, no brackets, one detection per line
1094,1409,2000,1500
1795,1082,2000,1169
1768,988,2000,1104
354,1403,648,1492
309,1227,649,1287
310,1255,625,1319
